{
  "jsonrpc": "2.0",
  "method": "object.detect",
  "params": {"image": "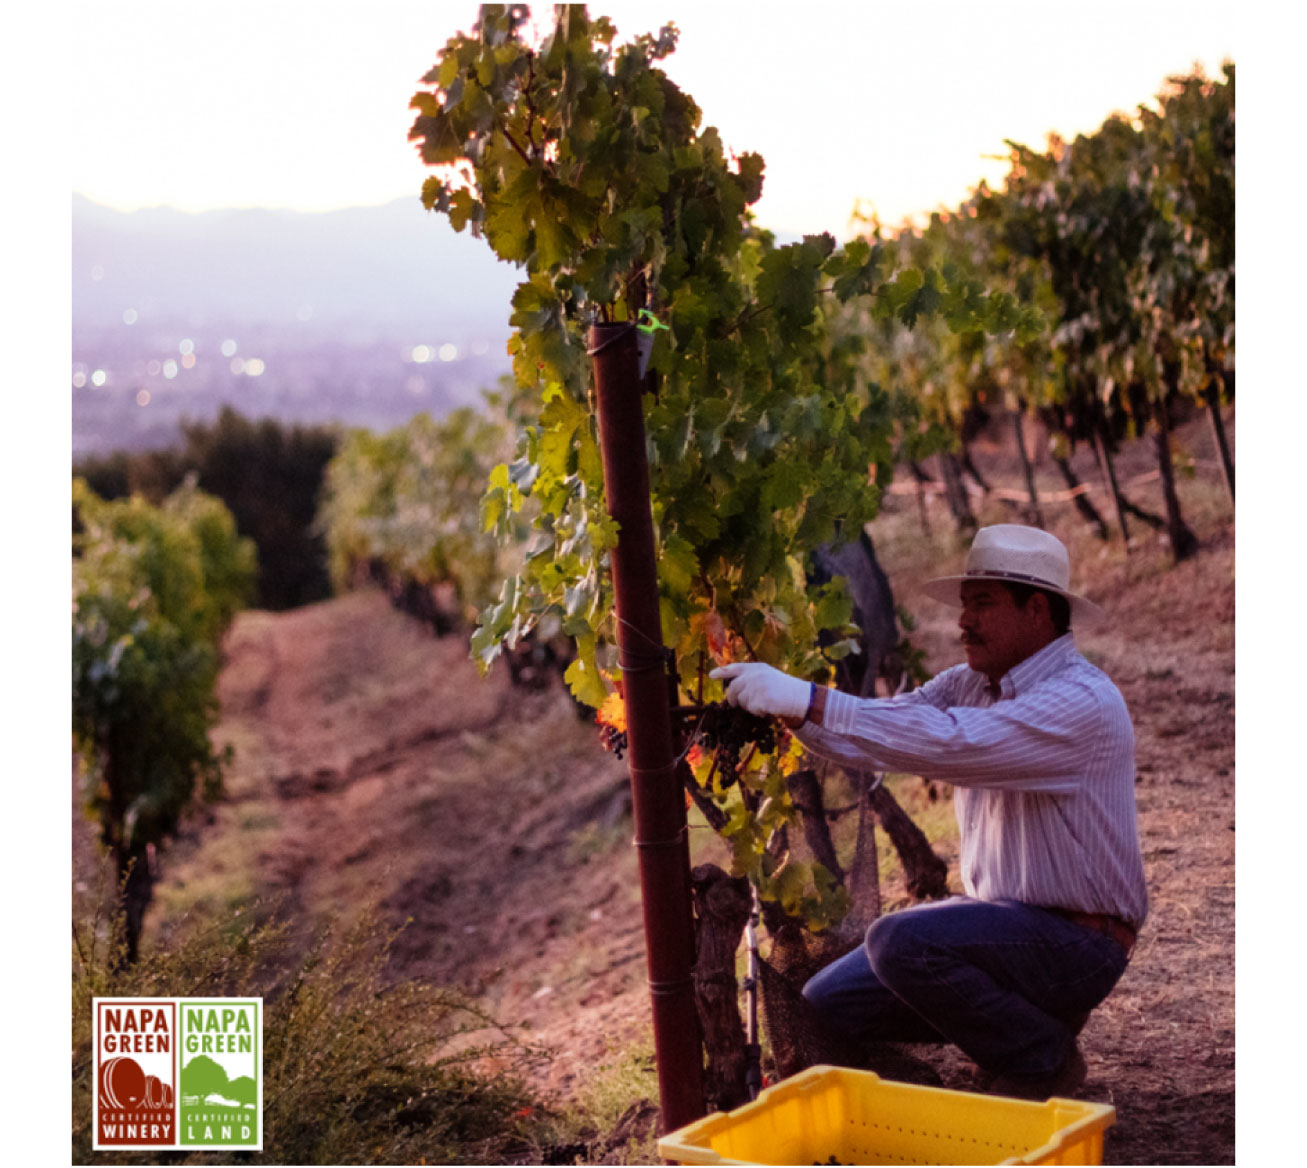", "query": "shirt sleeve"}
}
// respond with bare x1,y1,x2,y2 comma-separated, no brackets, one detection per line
794,674,1104,793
